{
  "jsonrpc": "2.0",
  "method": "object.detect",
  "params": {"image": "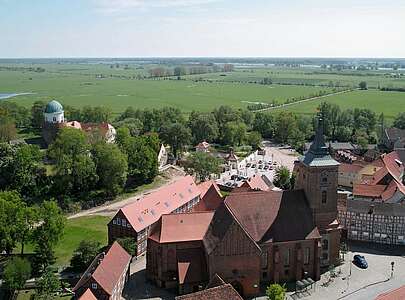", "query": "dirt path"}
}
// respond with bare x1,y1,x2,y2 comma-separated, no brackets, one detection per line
254,89,354,112
68,166,185,220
